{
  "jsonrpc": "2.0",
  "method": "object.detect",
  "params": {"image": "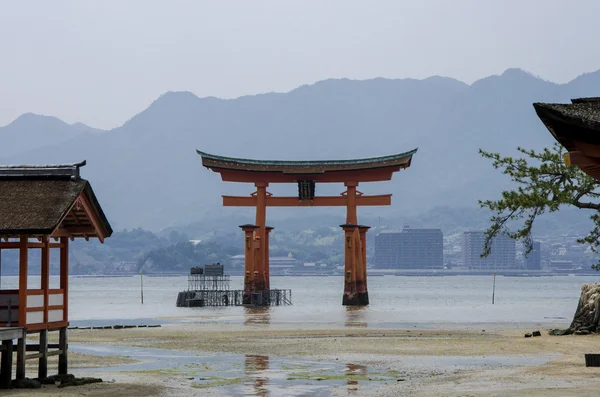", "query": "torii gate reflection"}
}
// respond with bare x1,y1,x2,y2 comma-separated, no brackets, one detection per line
198,150,417,306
